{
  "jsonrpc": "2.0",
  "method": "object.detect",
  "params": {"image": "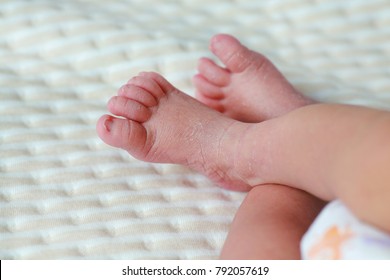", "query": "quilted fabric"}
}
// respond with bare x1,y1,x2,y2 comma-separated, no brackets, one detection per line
0,0,389,259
